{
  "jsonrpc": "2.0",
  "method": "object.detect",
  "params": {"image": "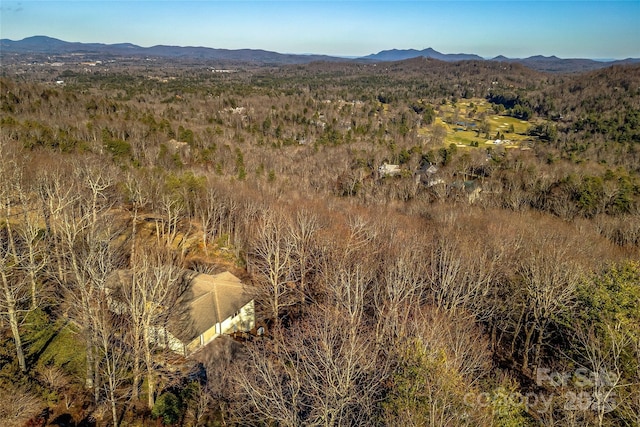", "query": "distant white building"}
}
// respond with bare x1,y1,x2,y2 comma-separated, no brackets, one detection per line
378,162,402,177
